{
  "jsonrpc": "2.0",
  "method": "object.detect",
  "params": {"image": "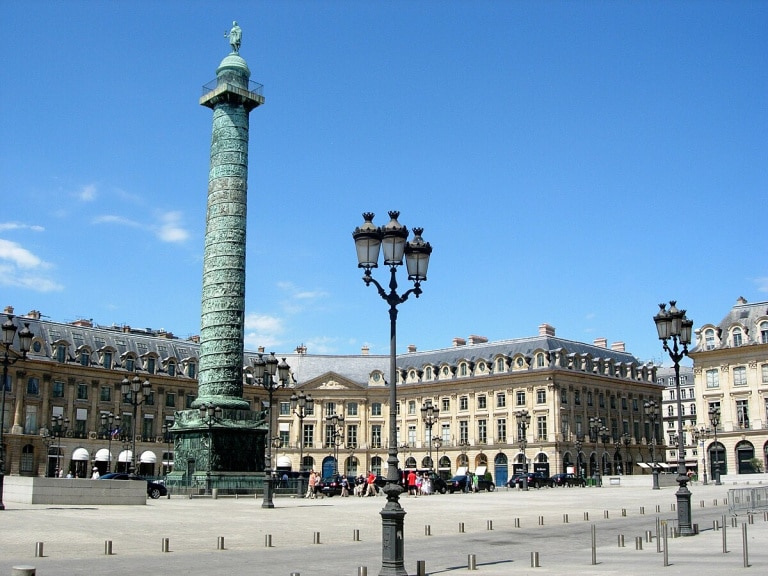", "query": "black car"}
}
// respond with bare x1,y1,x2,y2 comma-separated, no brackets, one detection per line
514,472,549,489
447,474,495,493
99,472,168,499
549,473,586,488
506,473,523,488
319,475,353,497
